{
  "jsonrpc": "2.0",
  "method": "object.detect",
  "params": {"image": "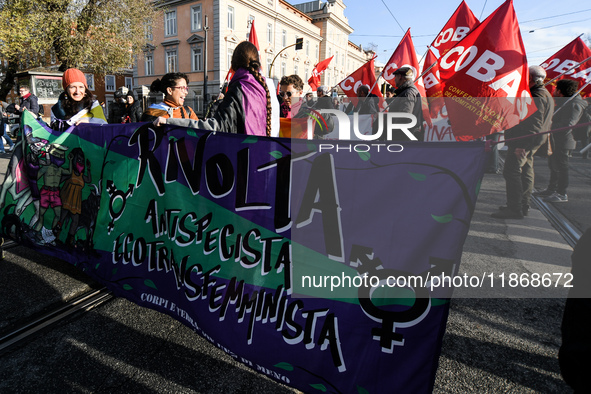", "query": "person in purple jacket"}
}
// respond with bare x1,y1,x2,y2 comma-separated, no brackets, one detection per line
154,41,272,136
